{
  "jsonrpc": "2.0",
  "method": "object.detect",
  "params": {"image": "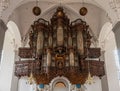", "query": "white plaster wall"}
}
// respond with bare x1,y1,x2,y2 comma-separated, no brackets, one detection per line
104,31,120,91
83,77,102,91
18,78,33,91
18,77,39,91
